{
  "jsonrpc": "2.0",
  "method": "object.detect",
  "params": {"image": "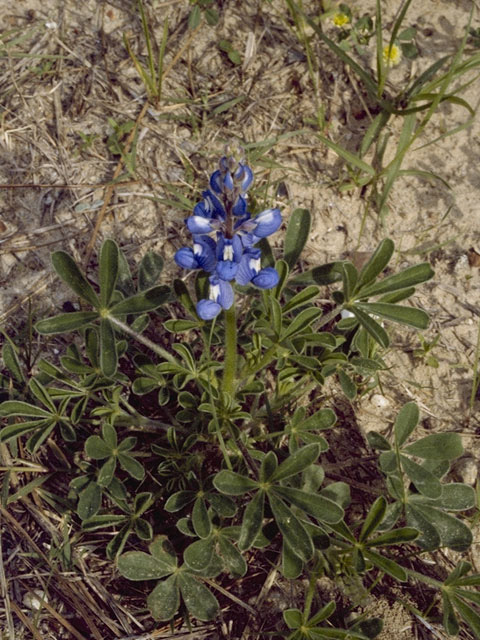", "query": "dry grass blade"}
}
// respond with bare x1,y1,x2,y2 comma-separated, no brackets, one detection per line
9,600,45,640
83,24,202,266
